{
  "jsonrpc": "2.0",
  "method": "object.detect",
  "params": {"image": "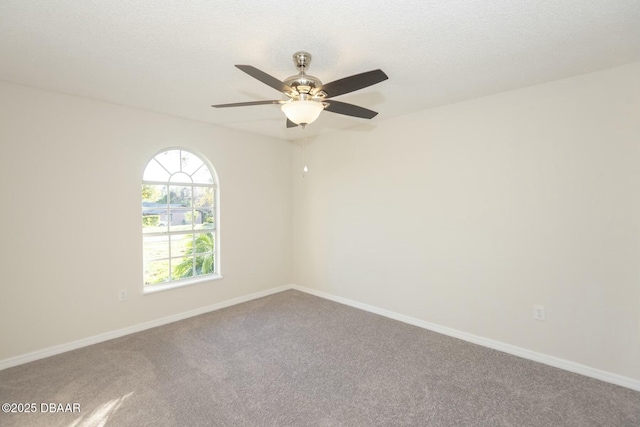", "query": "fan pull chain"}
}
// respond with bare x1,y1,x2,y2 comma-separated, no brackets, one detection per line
303,138,308,178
